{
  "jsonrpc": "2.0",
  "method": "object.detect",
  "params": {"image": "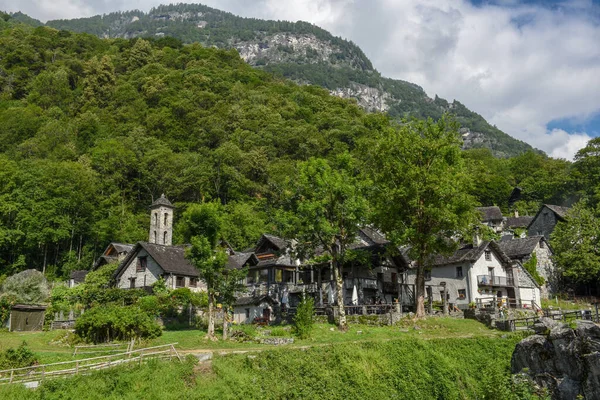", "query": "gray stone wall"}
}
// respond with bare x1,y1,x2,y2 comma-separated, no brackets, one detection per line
528,206,559,240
